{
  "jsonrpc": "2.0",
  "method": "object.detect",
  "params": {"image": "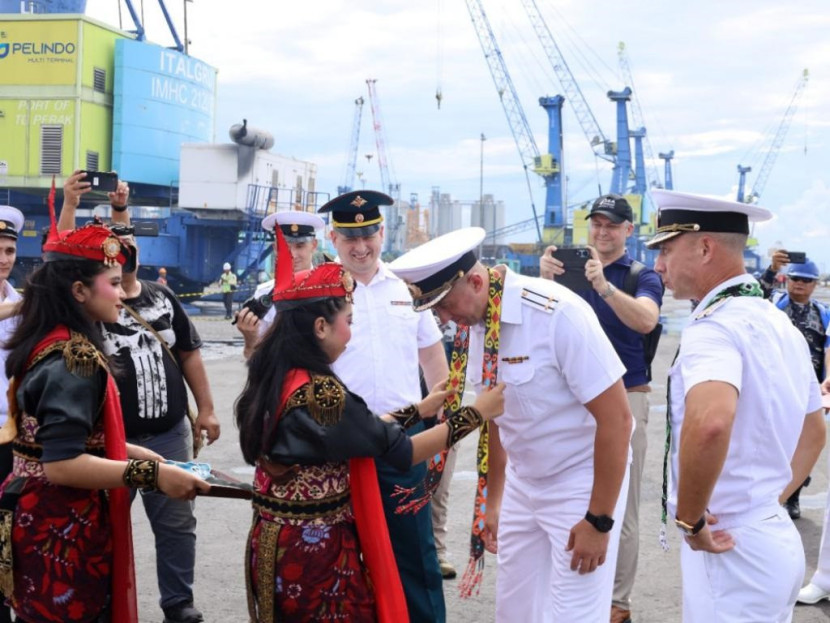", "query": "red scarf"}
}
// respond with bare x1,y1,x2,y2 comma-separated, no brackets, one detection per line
277,369,407,622
27,327,137,621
